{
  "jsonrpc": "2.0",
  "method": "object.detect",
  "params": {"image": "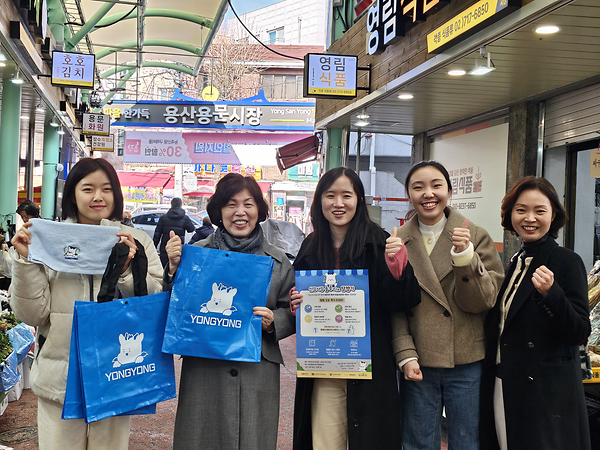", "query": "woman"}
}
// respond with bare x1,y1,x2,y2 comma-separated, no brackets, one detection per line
291,167,421,450
16,199,40,223
9,158,163,450
480,176,591,450
164,173,296,450
392,160,504,450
